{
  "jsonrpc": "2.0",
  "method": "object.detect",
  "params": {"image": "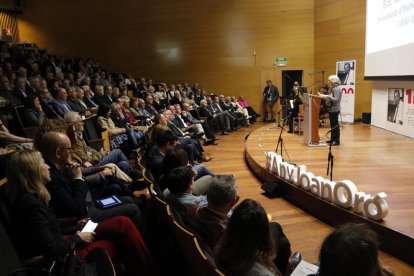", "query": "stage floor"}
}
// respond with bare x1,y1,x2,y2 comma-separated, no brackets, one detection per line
245,123,414,238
